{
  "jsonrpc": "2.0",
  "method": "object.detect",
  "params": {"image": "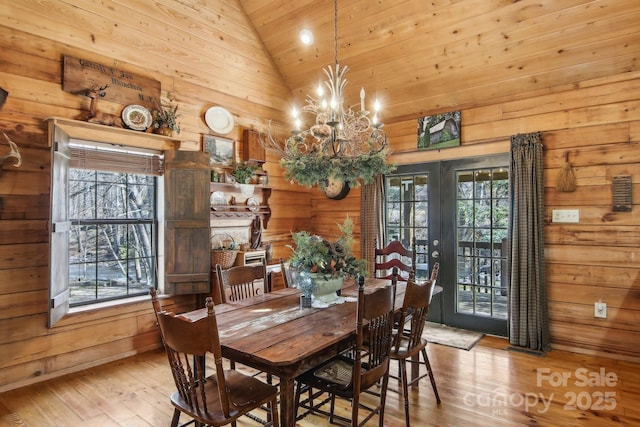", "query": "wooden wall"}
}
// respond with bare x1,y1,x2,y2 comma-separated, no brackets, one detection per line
314,71,640,361
0,0,639,393
0,0,306,392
